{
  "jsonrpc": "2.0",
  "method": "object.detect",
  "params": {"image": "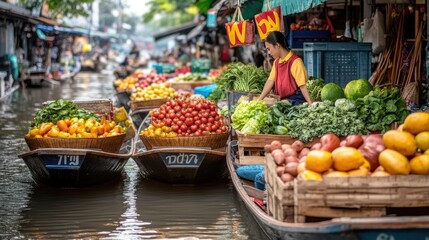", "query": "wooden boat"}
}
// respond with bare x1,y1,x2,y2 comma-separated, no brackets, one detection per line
18,137,134,187
115,90,131,112
226,140,429,240
131,113,228,184
18,99,136,187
